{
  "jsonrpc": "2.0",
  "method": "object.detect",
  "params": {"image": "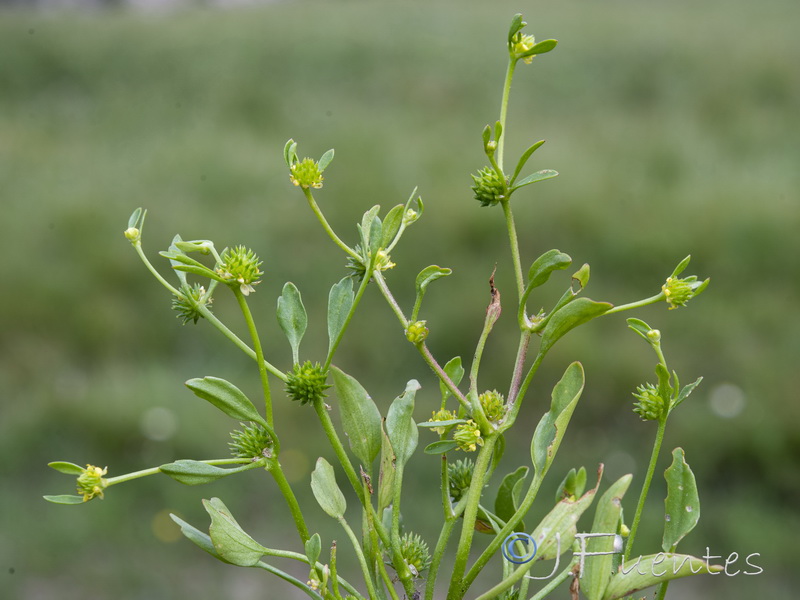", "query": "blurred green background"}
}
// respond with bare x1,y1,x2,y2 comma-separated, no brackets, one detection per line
1,0,798,598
